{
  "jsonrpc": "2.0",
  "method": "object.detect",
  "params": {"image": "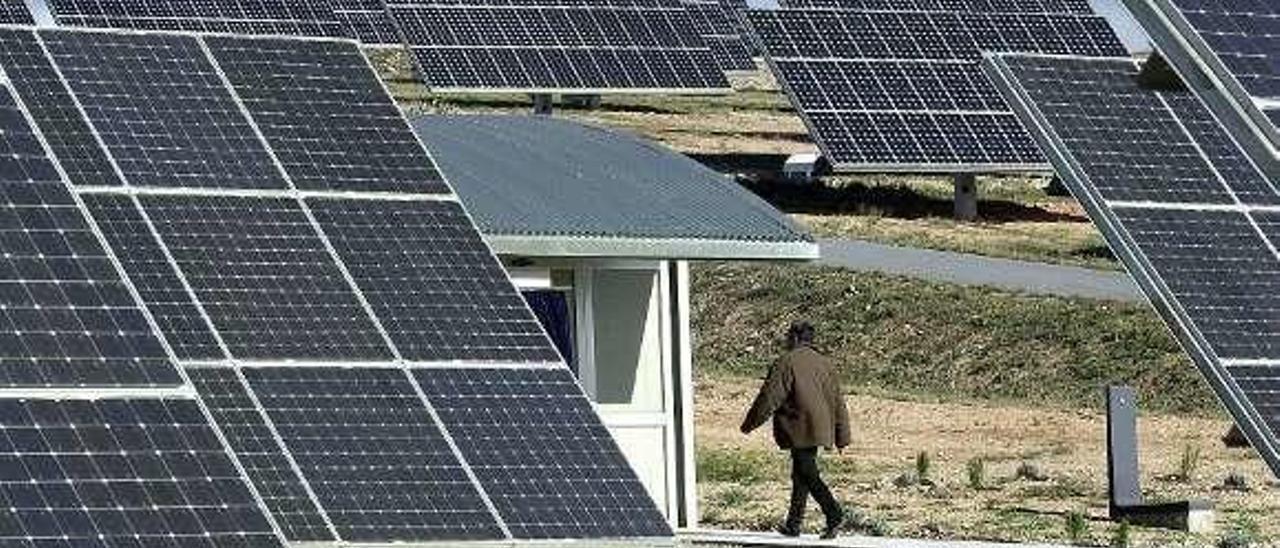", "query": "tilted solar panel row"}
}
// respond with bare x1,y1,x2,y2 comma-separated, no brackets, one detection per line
779,0,1093,13
390,1,729,91
986,53,1280,479
748,6,1126,170
47,0,349,36
0,25,672,545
